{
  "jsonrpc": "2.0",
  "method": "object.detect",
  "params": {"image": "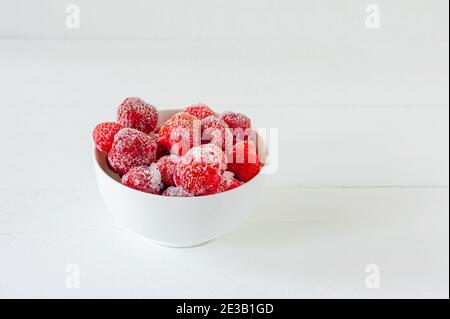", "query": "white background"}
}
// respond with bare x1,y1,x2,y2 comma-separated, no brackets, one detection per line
0,0,448,298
